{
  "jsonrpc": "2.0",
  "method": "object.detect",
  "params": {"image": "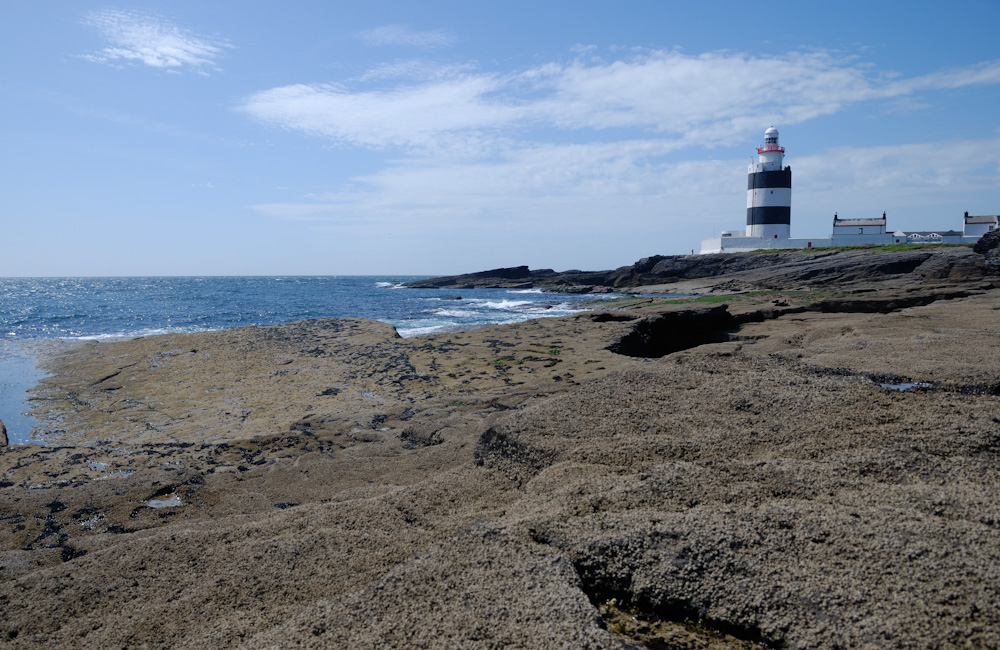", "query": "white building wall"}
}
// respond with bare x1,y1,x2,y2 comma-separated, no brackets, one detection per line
699,232,979,254
833,225,887,236
747,224,792,239
700,236,835,254
963,221,998,237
